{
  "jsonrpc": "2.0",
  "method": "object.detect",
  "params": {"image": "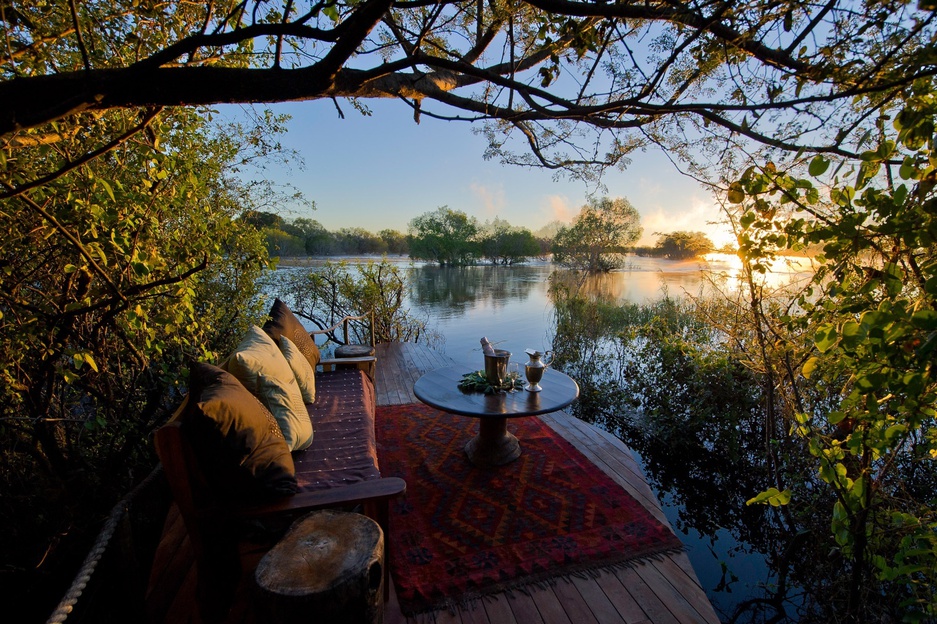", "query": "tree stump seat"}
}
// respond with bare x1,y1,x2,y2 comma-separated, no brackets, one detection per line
255,510,384,624
334,344,377,380
334,344,376,358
